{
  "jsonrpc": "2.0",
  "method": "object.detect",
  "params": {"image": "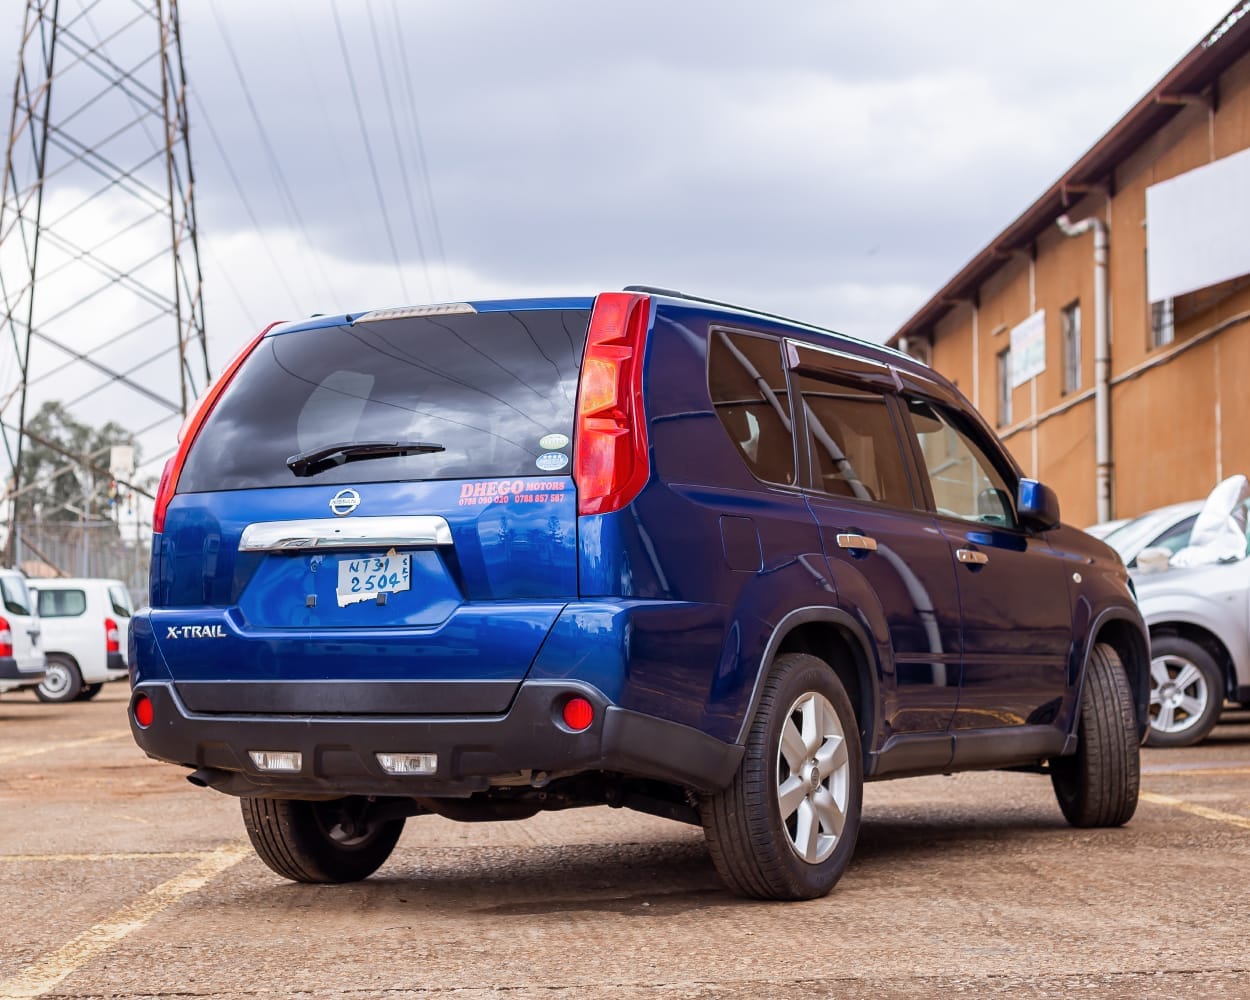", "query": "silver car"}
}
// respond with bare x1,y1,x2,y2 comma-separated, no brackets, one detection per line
1112,499,1250,747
